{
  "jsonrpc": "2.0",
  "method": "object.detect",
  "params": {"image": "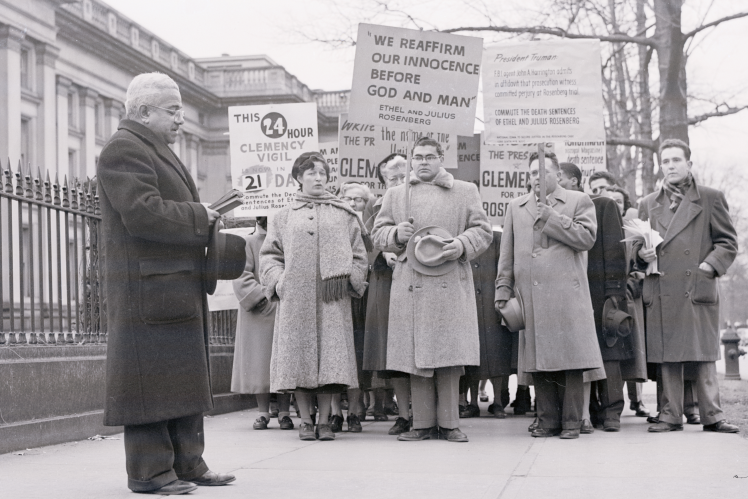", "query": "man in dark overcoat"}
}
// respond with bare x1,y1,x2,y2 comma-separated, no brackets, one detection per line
637,139,739,433
98,73,235,494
